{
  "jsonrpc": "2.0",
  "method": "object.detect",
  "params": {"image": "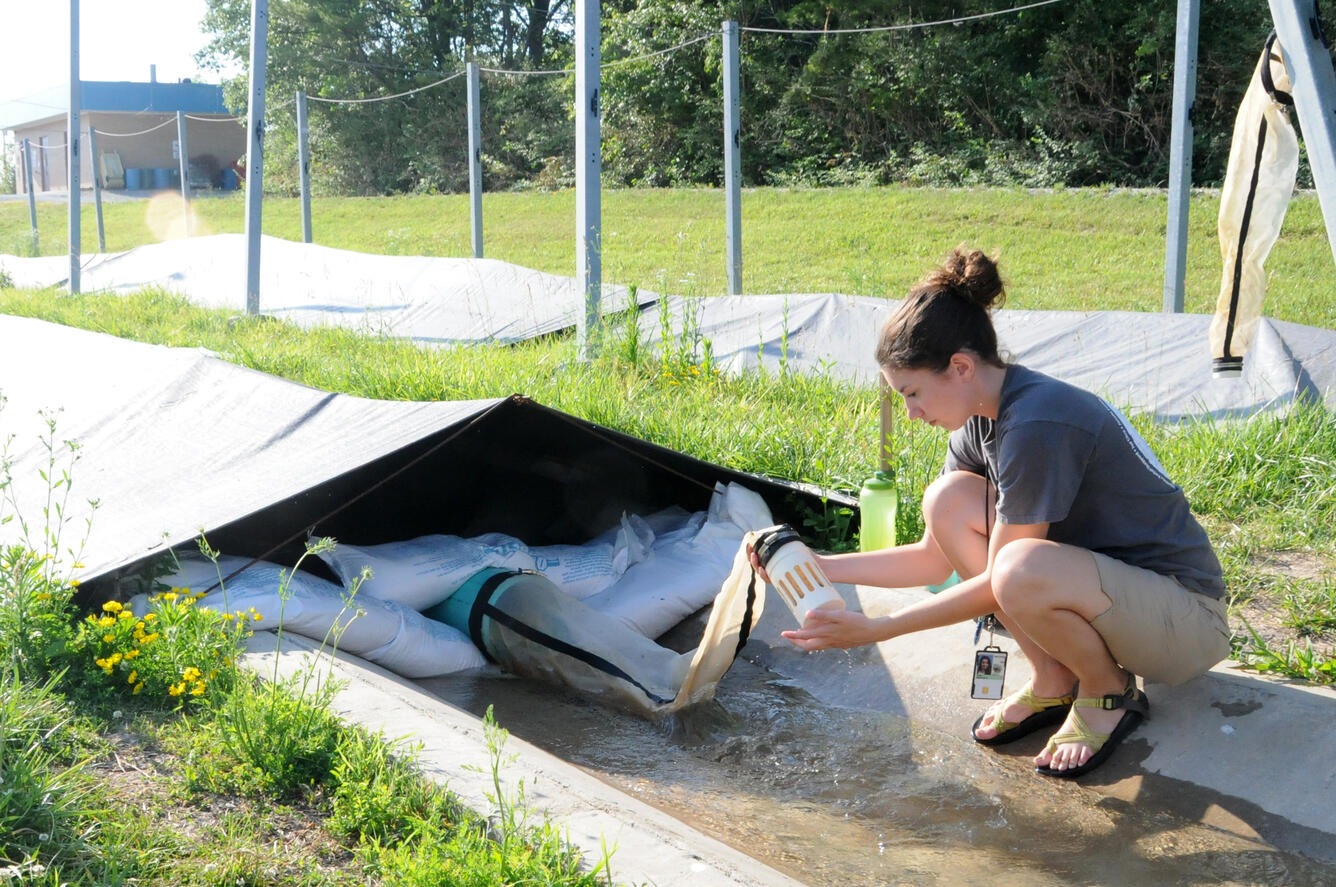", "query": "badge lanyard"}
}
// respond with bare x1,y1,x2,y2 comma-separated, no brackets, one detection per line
971,459,1007,699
